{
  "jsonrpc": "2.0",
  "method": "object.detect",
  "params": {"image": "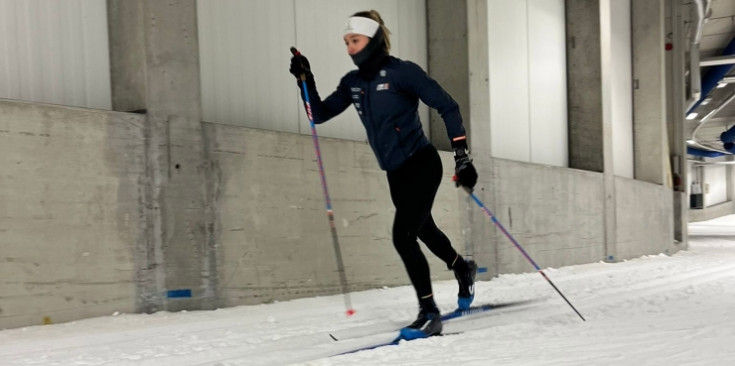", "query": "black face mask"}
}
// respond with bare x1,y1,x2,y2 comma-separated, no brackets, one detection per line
350,27,386,67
